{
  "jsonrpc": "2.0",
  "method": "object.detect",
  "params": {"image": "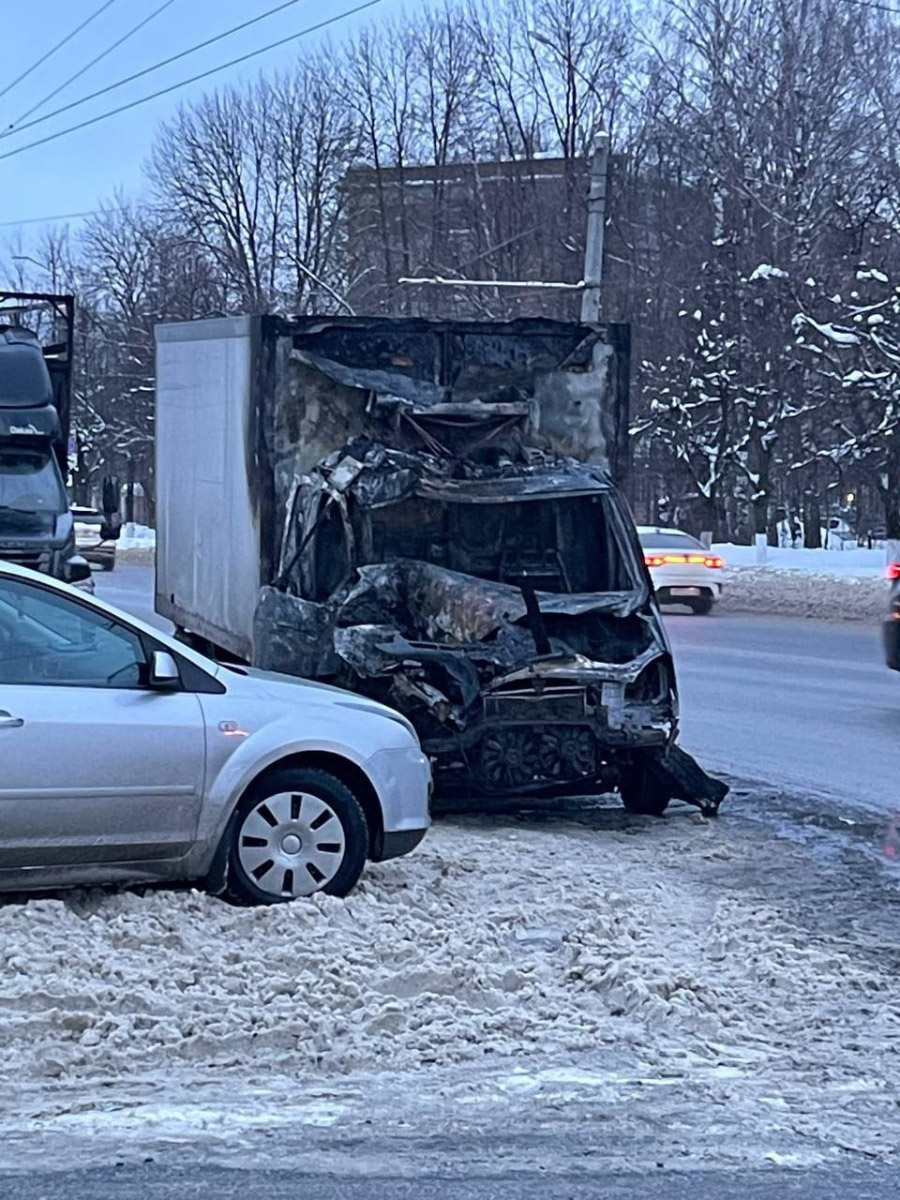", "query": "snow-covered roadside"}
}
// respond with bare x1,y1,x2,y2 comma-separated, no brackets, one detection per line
705,544,890,621
115,524,156,566
714,544,889,577
2,809,900,1169
718,566,889,621
117,524,156,552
